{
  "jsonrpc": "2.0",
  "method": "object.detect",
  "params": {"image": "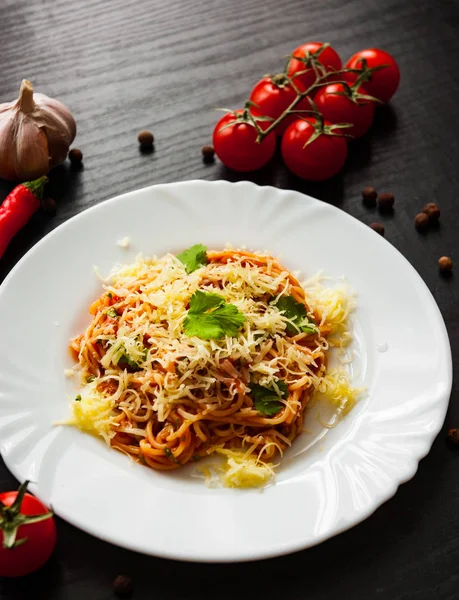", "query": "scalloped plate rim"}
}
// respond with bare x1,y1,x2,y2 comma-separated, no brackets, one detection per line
0,180,452,562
